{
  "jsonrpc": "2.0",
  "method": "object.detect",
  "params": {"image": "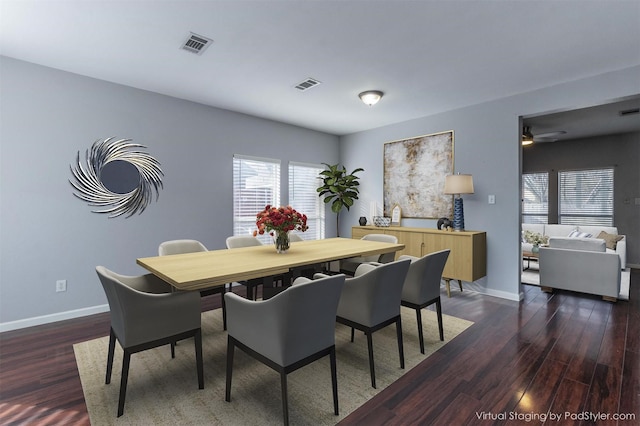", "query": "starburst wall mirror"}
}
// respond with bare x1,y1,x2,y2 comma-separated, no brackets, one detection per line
69,137,164,218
